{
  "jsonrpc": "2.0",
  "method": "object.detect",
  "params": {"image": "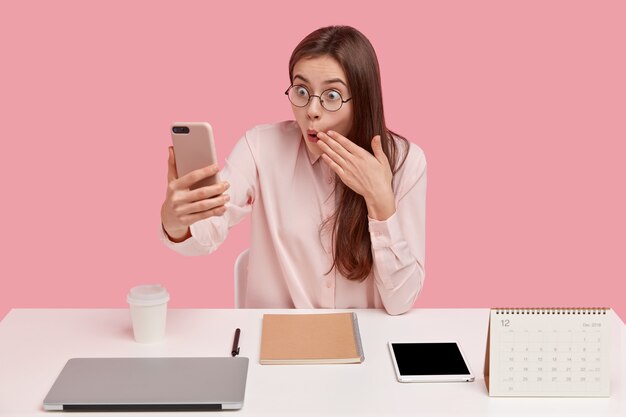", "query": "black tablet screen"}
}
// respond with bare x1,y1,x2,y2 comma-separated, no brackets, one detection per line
391,343,471,376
